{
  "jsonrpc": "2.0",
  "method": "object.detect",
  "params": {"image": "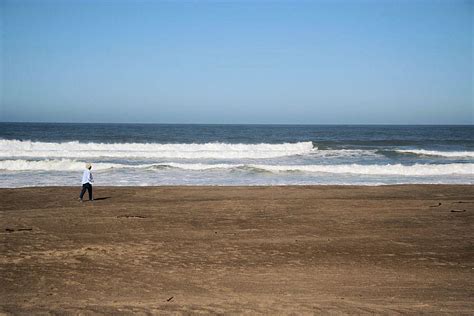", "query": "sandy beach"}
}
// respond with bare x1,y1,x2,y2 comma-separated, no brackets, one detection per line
1,185,473,314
